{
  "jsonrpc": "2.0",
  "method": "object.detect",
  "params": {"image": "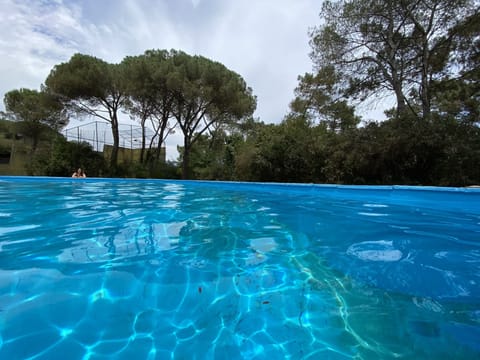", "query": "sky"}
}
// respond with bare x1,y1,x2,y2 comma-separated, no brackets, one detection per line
0,0,380,160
